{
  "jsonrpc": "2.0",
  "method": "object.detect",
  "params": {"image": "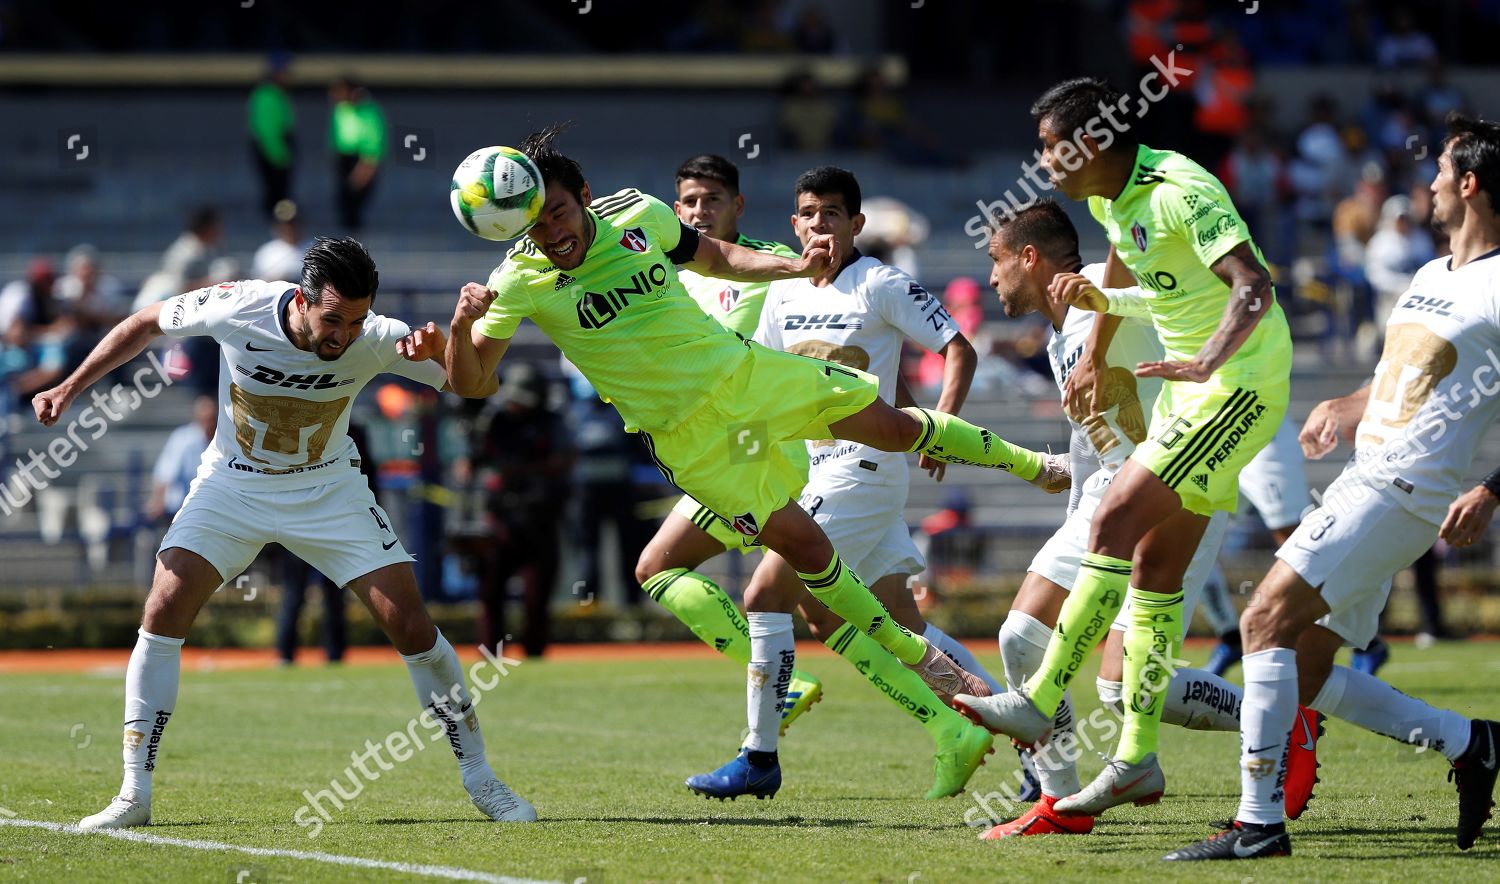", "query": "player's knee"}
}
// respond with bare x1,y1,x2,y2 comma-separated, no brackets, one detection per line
633,549,661,587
